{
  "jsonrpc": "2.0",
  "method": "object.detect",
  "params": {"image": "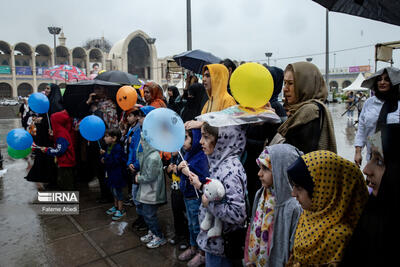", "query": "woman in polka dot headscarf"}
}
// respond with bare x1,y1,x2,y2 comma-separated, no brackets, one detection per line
286,150,369,266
